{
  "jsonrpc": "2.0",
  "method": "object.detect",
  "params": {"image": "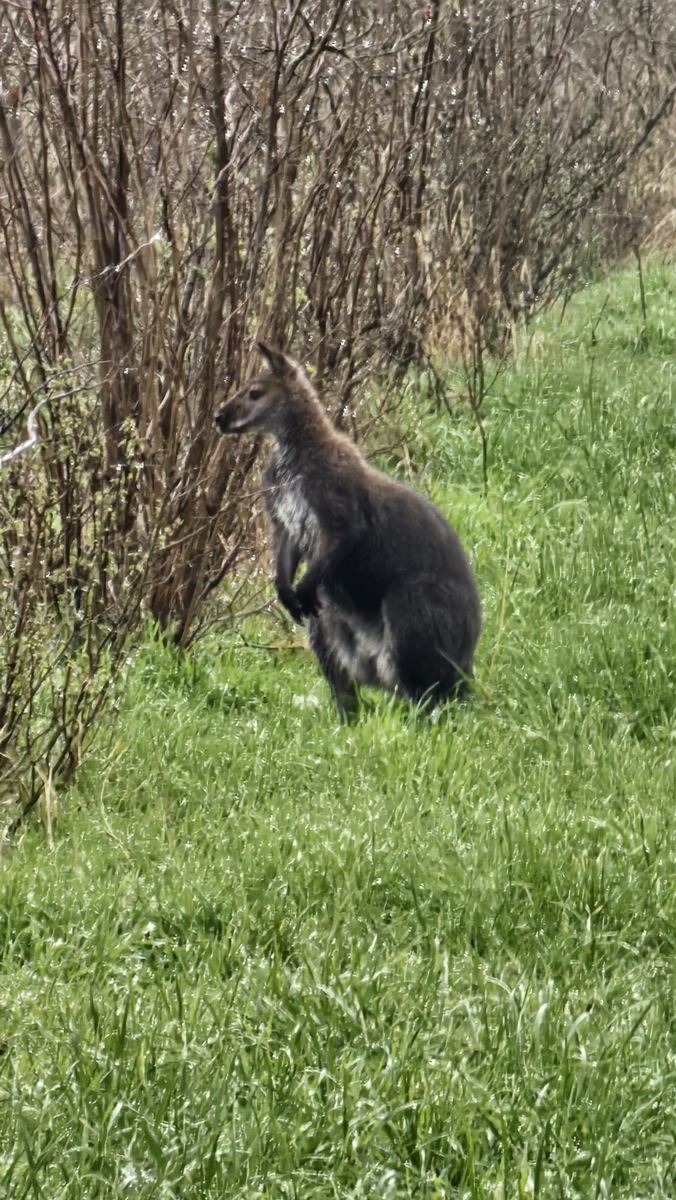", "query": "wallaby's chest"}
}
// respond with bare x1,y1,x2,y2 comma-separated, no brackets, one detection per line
264,452,320,558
